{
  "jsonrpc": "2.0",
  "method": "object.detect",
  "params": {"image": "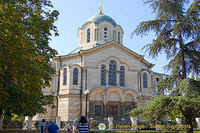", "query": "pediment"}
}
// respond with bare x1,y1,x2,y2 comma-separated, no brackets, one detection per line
54,41,154,68
82,41,154,67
